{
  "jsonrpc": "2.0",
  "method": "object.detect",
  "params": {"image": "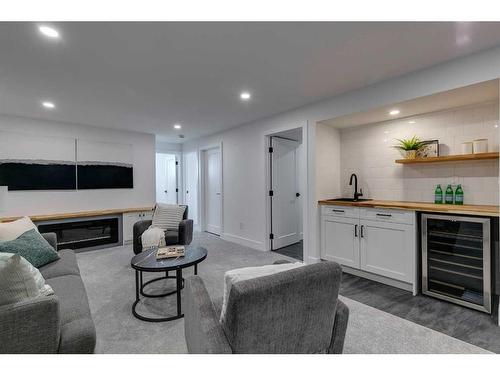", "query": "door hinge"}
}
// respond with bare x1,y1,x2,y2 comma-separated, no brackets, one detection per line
175,161,179,165
269,190,274,196
268,147,273,153
175,188,178,192
269,233,274,240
